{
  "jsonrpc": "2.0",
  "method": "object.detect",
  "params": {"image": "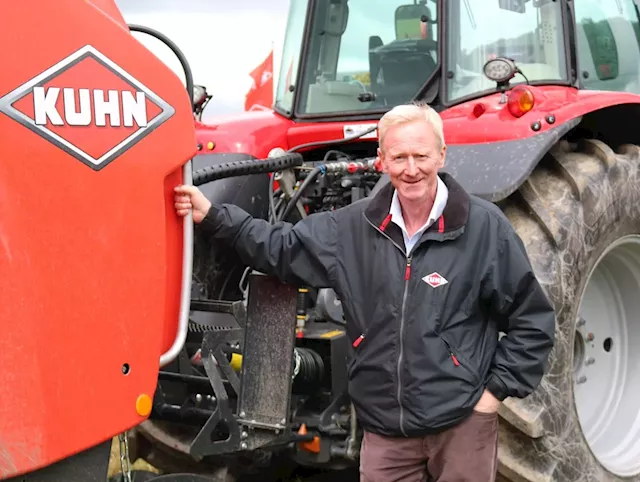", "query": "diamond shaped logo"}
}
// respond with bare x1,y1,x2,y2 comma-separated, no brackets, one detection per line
0,45,174,171
422,272,448,288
